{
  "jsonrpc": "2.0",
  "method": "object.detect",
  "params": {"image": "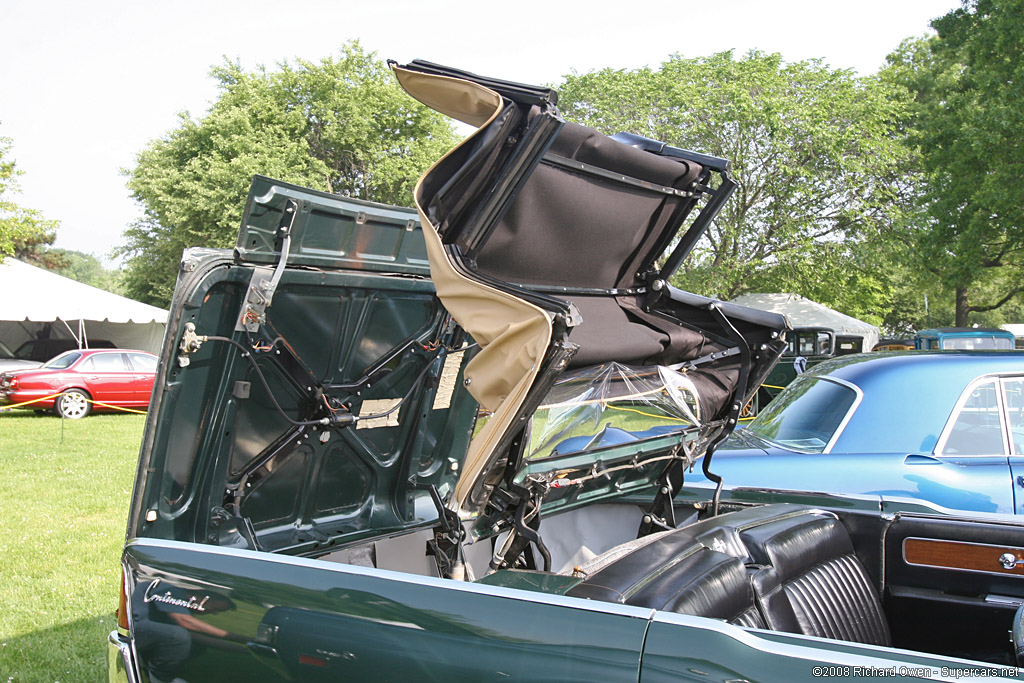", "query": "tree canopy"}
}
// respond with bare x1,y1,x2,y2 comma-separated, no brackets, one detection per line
883,0,1024,326
48,250,122,294
120,42,458,306
555,51,914,324
0,135,60,266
